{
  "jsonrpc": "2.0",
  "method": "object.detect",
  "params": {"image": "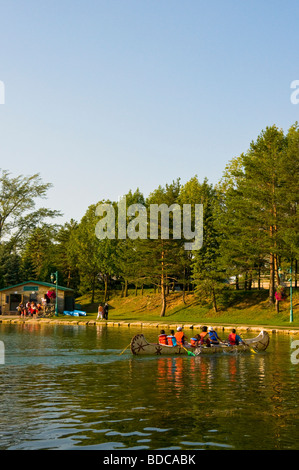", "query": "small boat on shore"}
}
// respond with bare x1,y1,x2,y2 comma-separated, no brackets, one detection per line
63,310,86,317
130,330,270,356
